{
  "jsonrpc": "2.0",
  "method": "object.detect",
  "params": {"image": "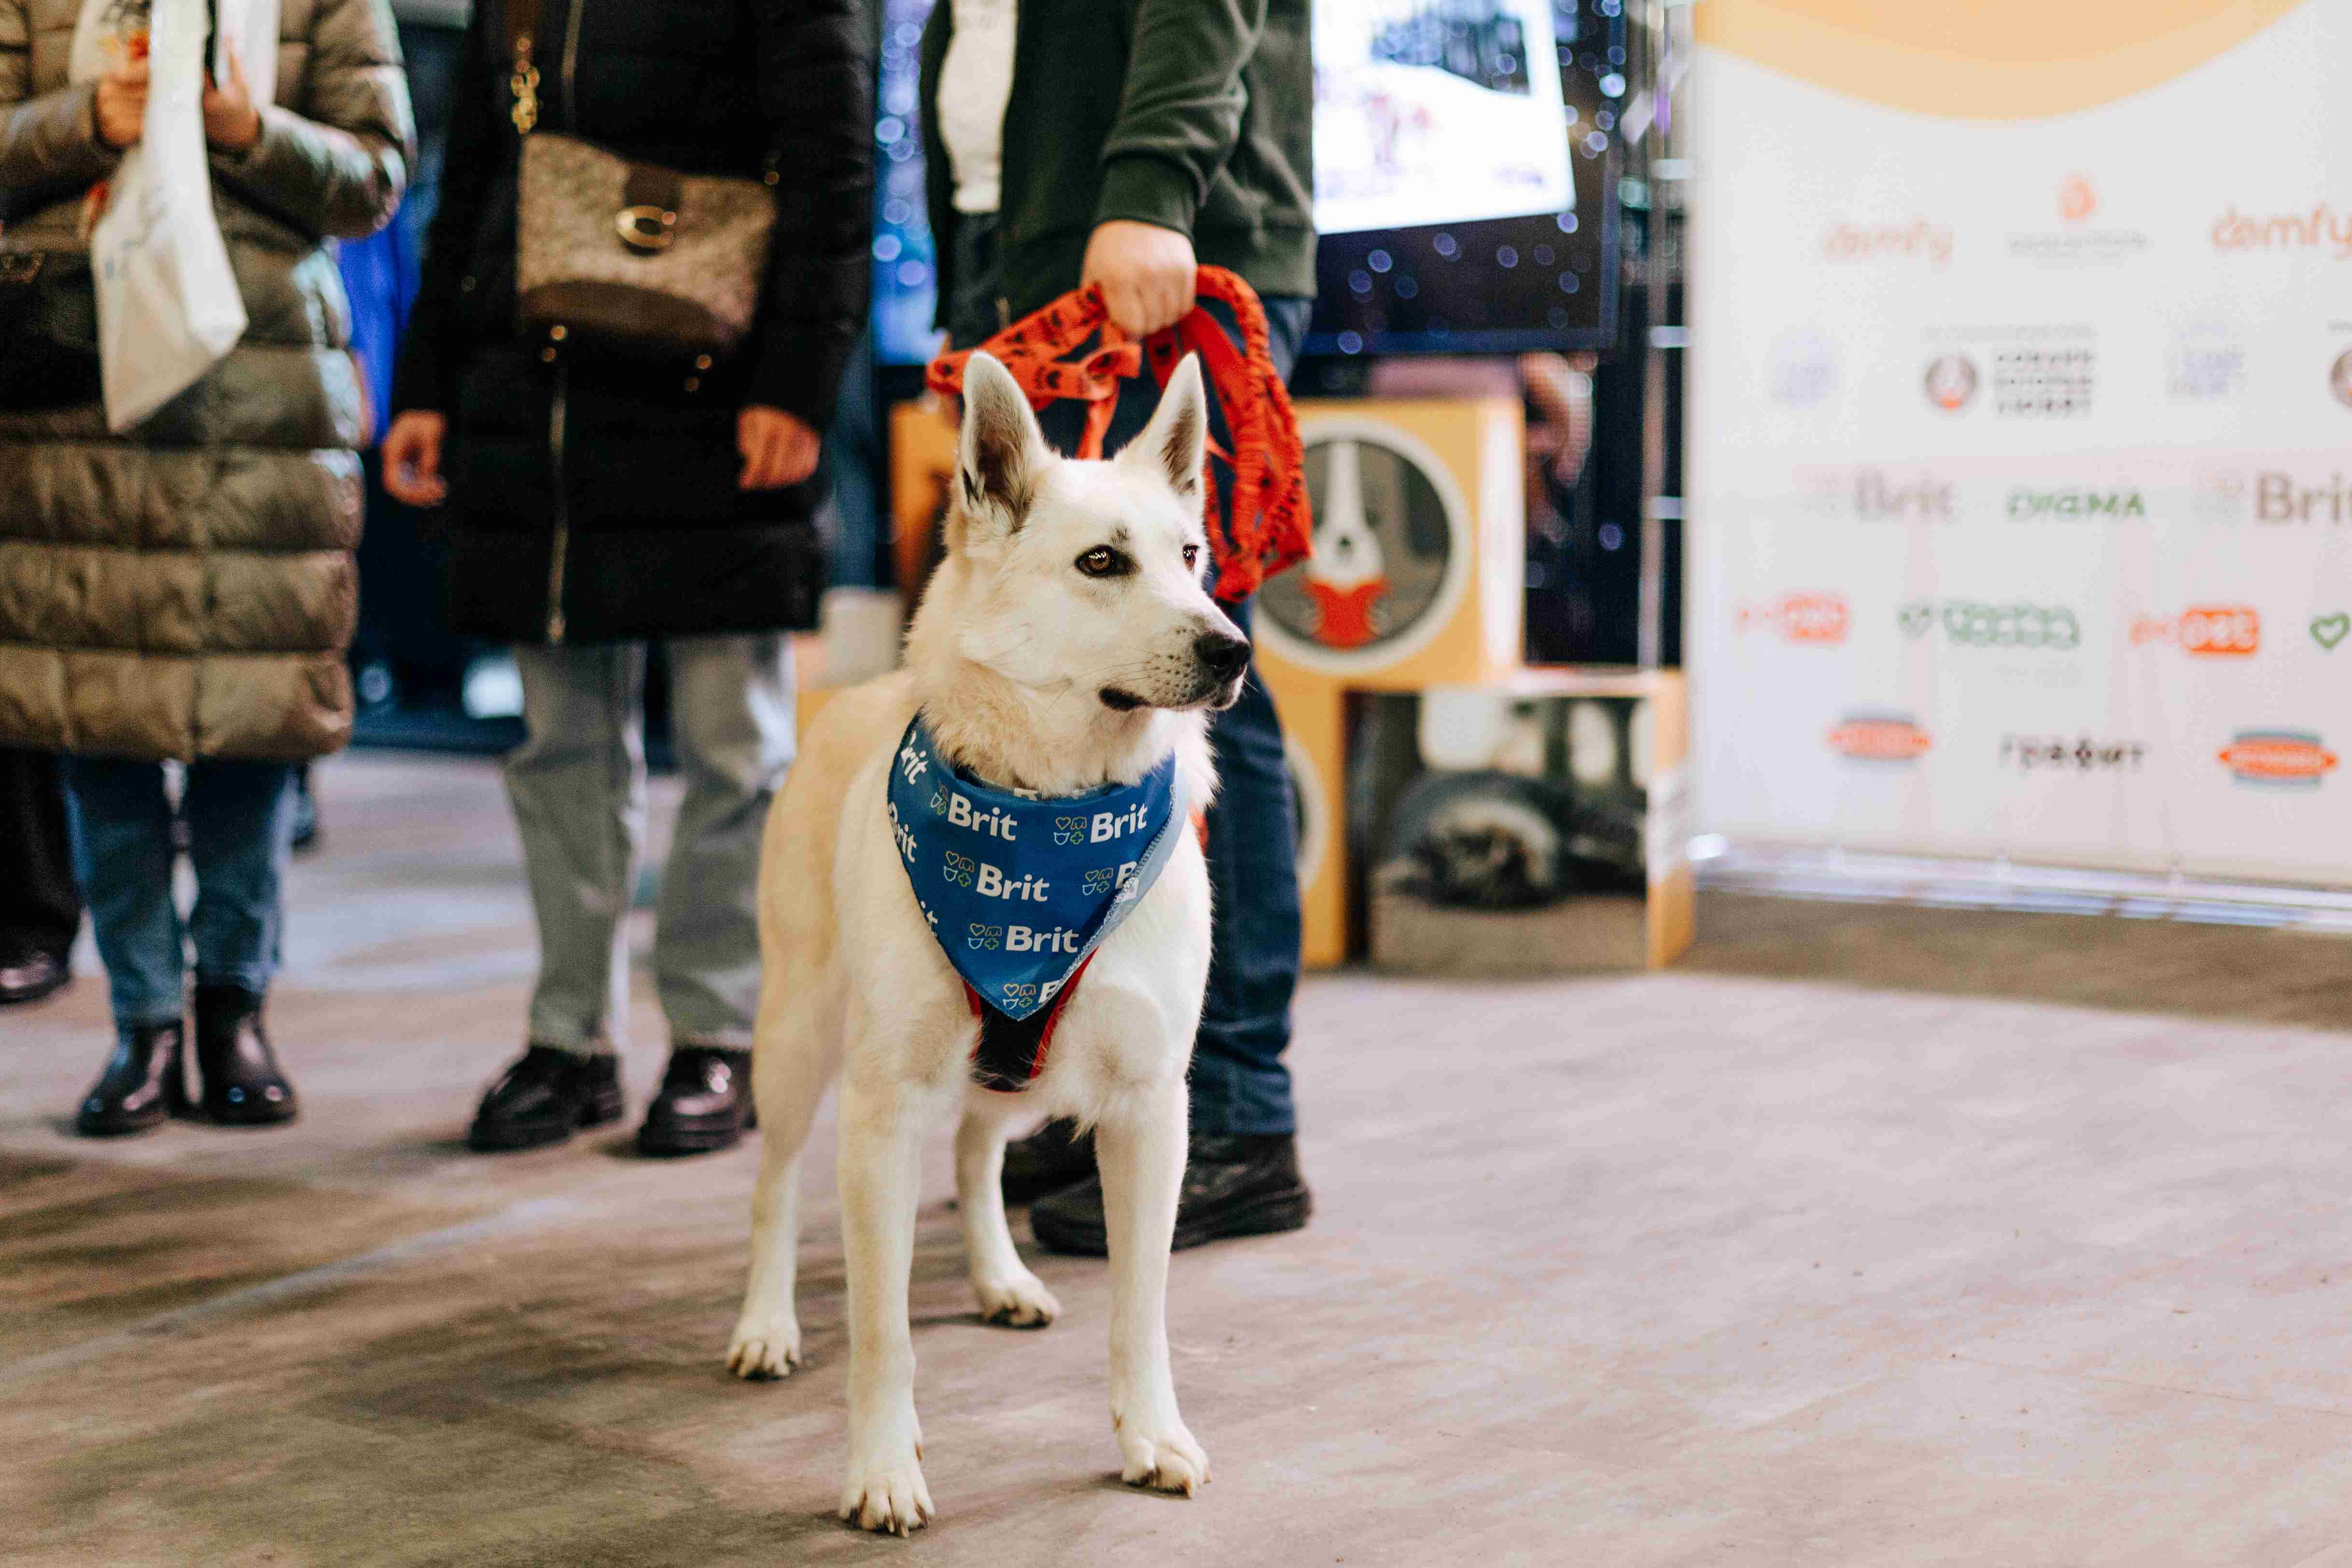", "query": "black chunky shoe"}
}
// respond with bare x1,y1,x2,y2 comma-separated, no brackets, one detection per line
1000,1117,1097,1206
470,1045,624,1152
1029,1132,1312,1256
192,984,298,1126
636,1045,755,1157
0,944,70,1006
74,1021,184,1137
